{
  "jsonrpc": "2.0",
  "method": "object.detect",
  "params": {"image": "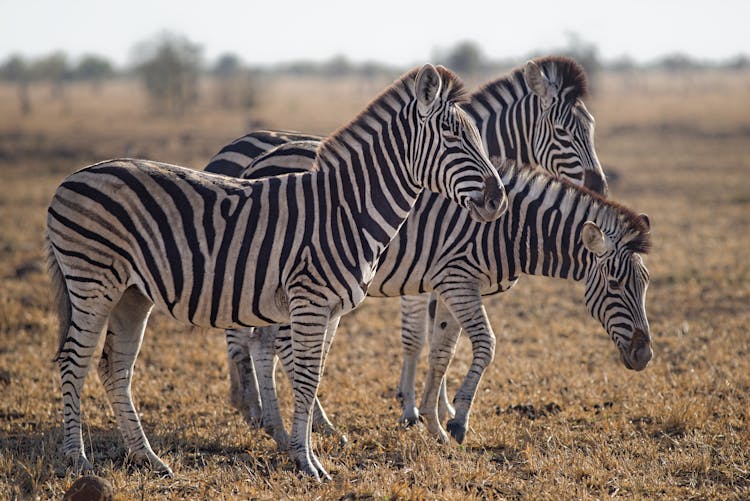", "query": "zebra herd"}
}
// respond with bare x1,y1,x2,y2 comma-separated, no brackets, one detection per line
45,57,652,481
